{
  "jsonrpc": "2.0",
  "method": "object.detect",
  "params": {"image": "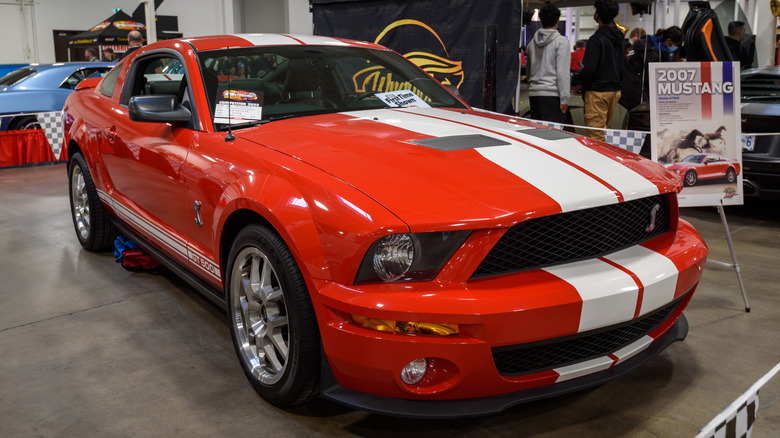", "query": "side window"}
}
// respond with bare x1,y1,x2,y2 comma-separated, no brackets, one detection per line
126,56,186,100
61,70,88,90
123,54,196,129
99,67,121,97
